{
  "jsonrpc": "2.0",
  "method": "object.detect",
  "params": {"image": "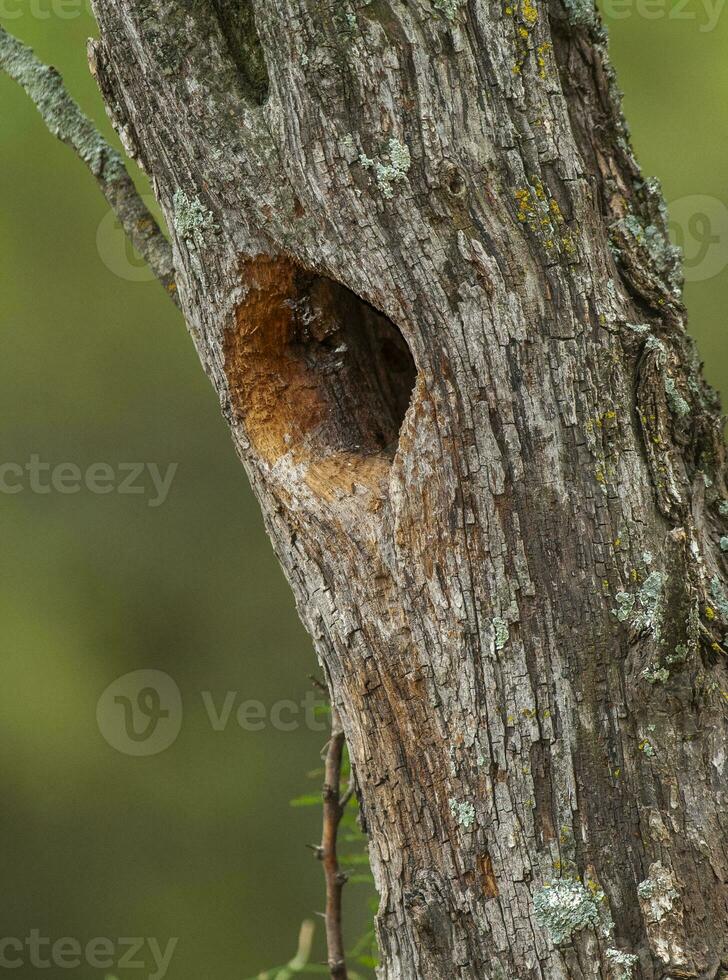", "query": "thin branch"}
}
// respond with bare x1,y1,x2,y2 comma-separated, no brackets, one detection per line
244,919,316,980
319,708,349,980
0,27,177,304
270,919,316,980
339,771,356,811
308,673,329,695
